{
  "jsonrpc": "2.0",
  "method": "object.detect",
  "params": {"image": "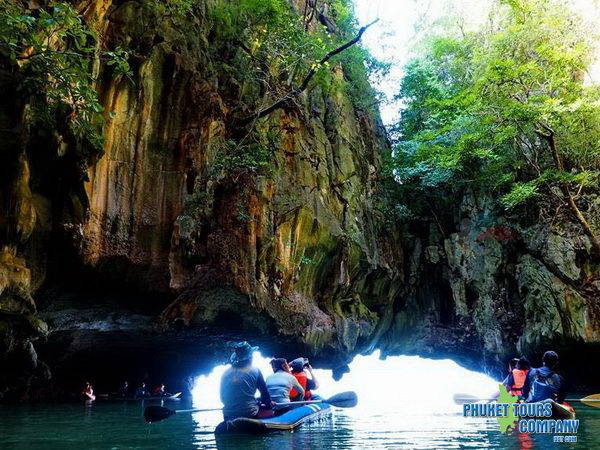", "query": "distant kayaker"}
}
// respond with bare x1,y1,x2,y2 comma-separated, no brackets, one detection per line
289,357,319,400
266,358,305,412
135,382,150,398
220,341,274,420
153,383,171,396
117,381,129,397
522,351,566,403
503,357,530,397
82,382,96,401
